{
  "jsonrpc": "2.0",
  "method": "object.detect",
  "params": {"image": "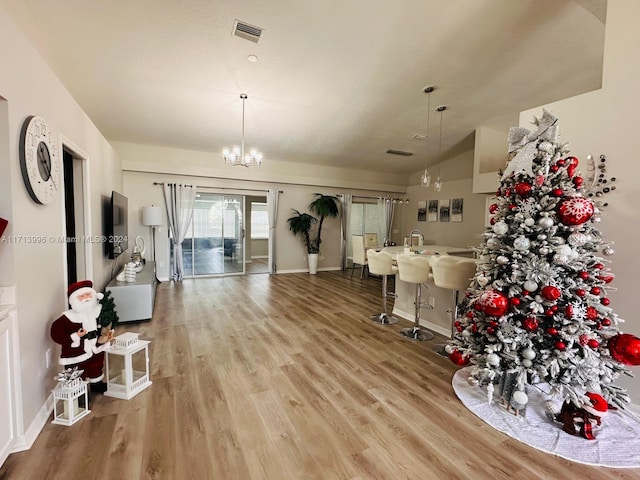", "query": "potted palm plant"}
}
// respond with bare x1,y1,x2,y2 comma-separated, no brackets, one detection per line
287,194,339,274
